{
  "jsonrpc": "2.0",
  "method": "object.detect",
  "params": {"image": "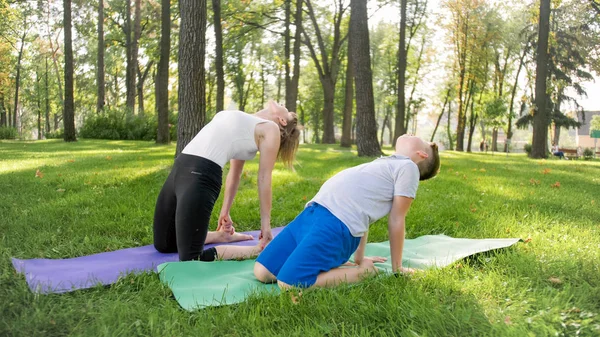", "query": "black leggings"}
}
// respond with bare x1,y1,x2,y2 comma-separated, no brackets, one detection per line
153,154,222,261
